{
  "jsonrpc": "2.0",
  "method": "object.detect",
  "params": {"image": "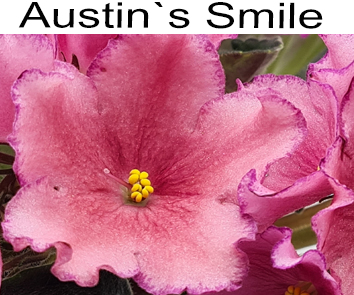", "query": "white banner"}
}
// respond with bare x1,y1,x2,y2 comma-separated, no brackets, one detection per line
0,0,349,33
